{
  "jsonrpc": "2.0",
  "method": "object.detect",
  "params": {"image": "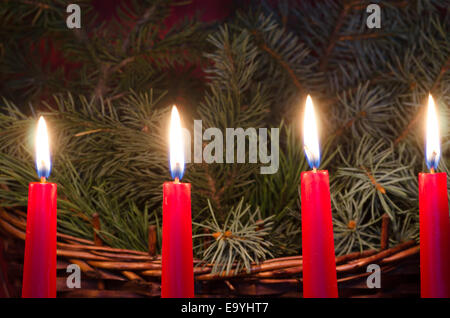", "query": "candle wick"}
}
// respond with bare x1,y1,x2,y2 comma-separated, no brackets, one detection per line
429,151,437,173
312,167,317,173
40,176,46,183
174,177,180,184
